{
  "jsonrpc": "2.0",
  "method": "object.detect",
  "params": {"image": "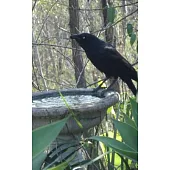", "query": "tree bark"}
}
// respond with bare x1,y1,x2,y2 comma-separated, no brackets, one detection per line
101,0,120,93
69,0,86,88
